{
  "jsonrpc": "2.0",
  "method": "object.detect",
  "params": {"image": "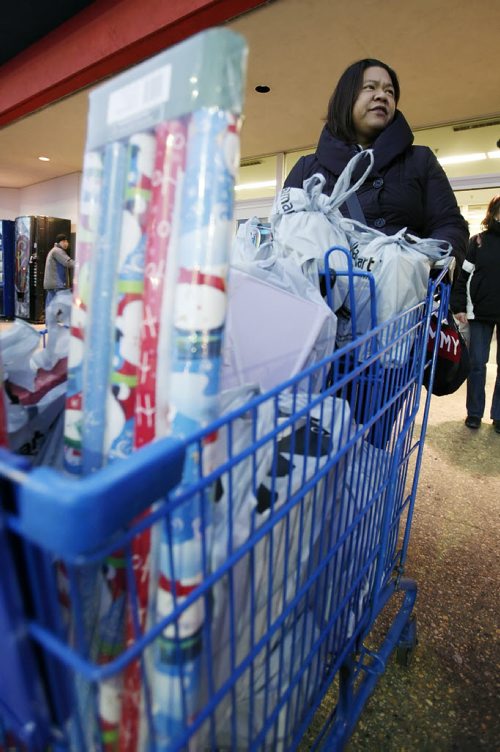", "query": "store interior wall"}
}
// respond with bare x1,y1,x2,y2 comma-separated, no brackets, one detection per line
0,174,80,230
0,189,19,221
